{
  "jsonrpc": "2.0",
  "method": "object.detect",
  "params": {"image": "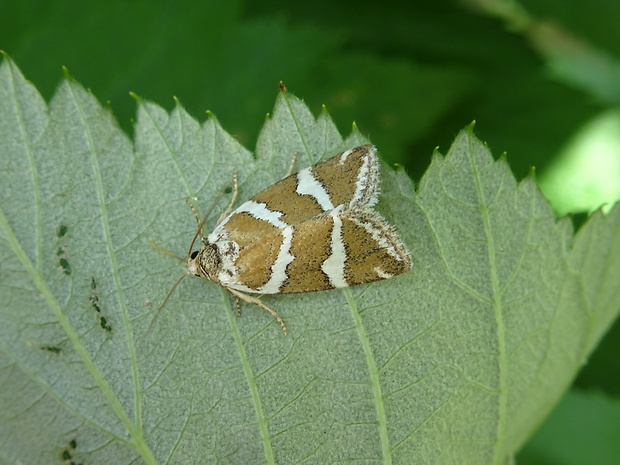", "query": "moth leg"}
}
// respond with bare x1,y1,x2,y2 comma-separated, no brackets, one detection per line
216,171,238,227
283,152,297,179
234,295,242,317
227,288,287,335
